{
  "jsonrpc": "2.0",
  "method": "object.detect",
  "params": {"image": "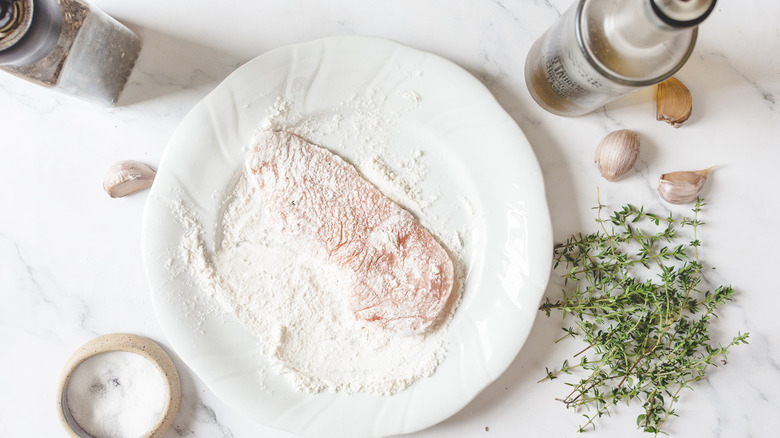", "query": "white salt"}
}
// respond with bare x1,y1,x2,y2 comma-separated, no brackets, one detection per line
66,351,166,438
